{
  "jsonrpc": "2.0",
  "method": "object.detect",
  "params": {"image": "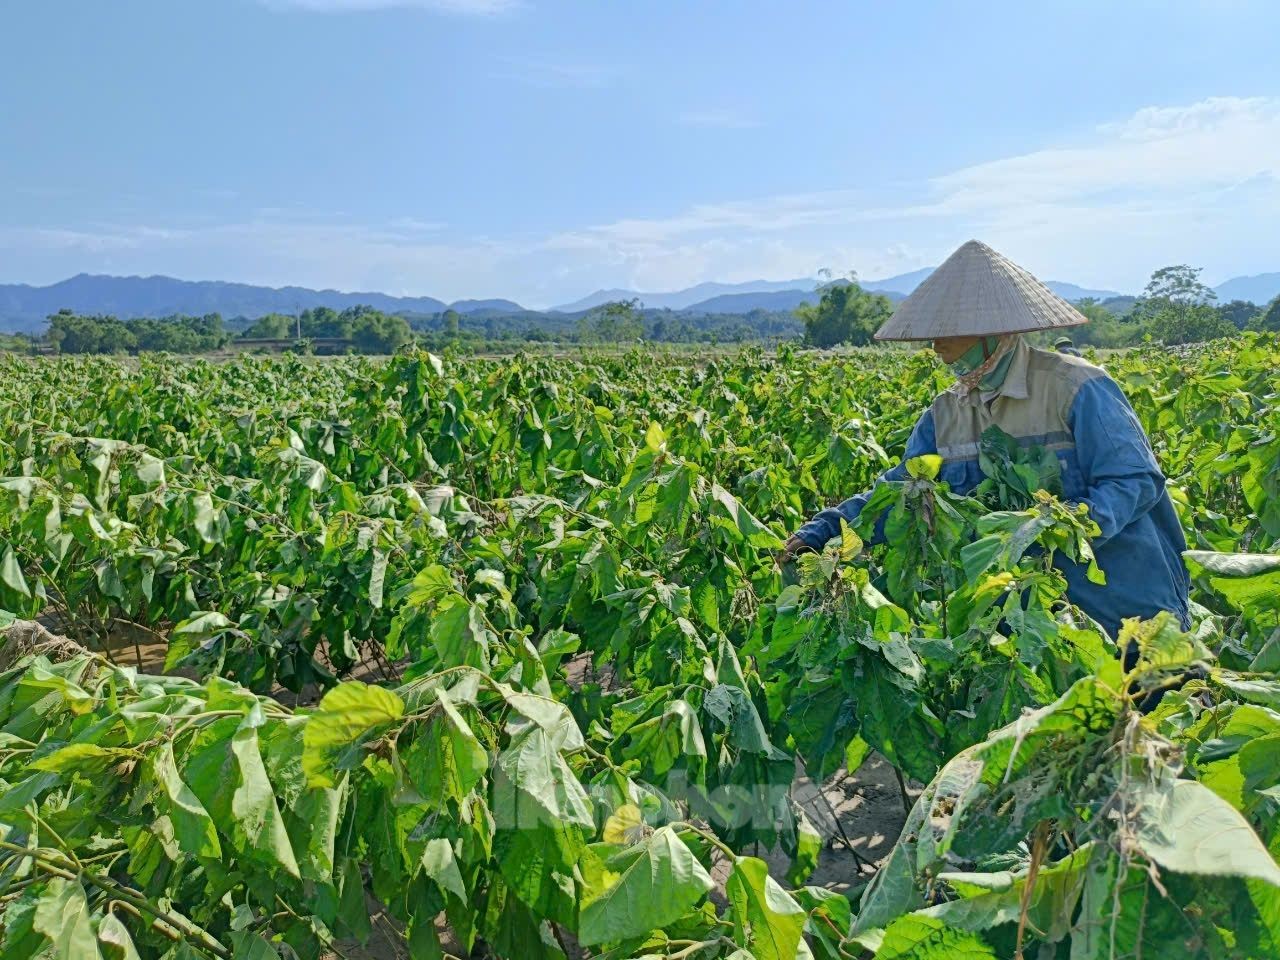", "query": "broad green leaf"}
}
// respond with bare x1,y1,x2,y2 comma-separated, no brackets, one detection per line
192,491,220,544
1130,777,1280,884
98,914,143,960
230,723,301,877
230,931,278,960
31,742,134,775
644,421,666,451
32,878,103,960
578,826,714,946
874,914,996,958
726,856,806,960
165,611,234,671
1184,550,1280,621
492,726,593,830
302,681,404,787
421,838,467,903
710,483,784,550
786,806,823,887
154,739,222,859
1,544,30,598
494,821,582,926
404,686,489,808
